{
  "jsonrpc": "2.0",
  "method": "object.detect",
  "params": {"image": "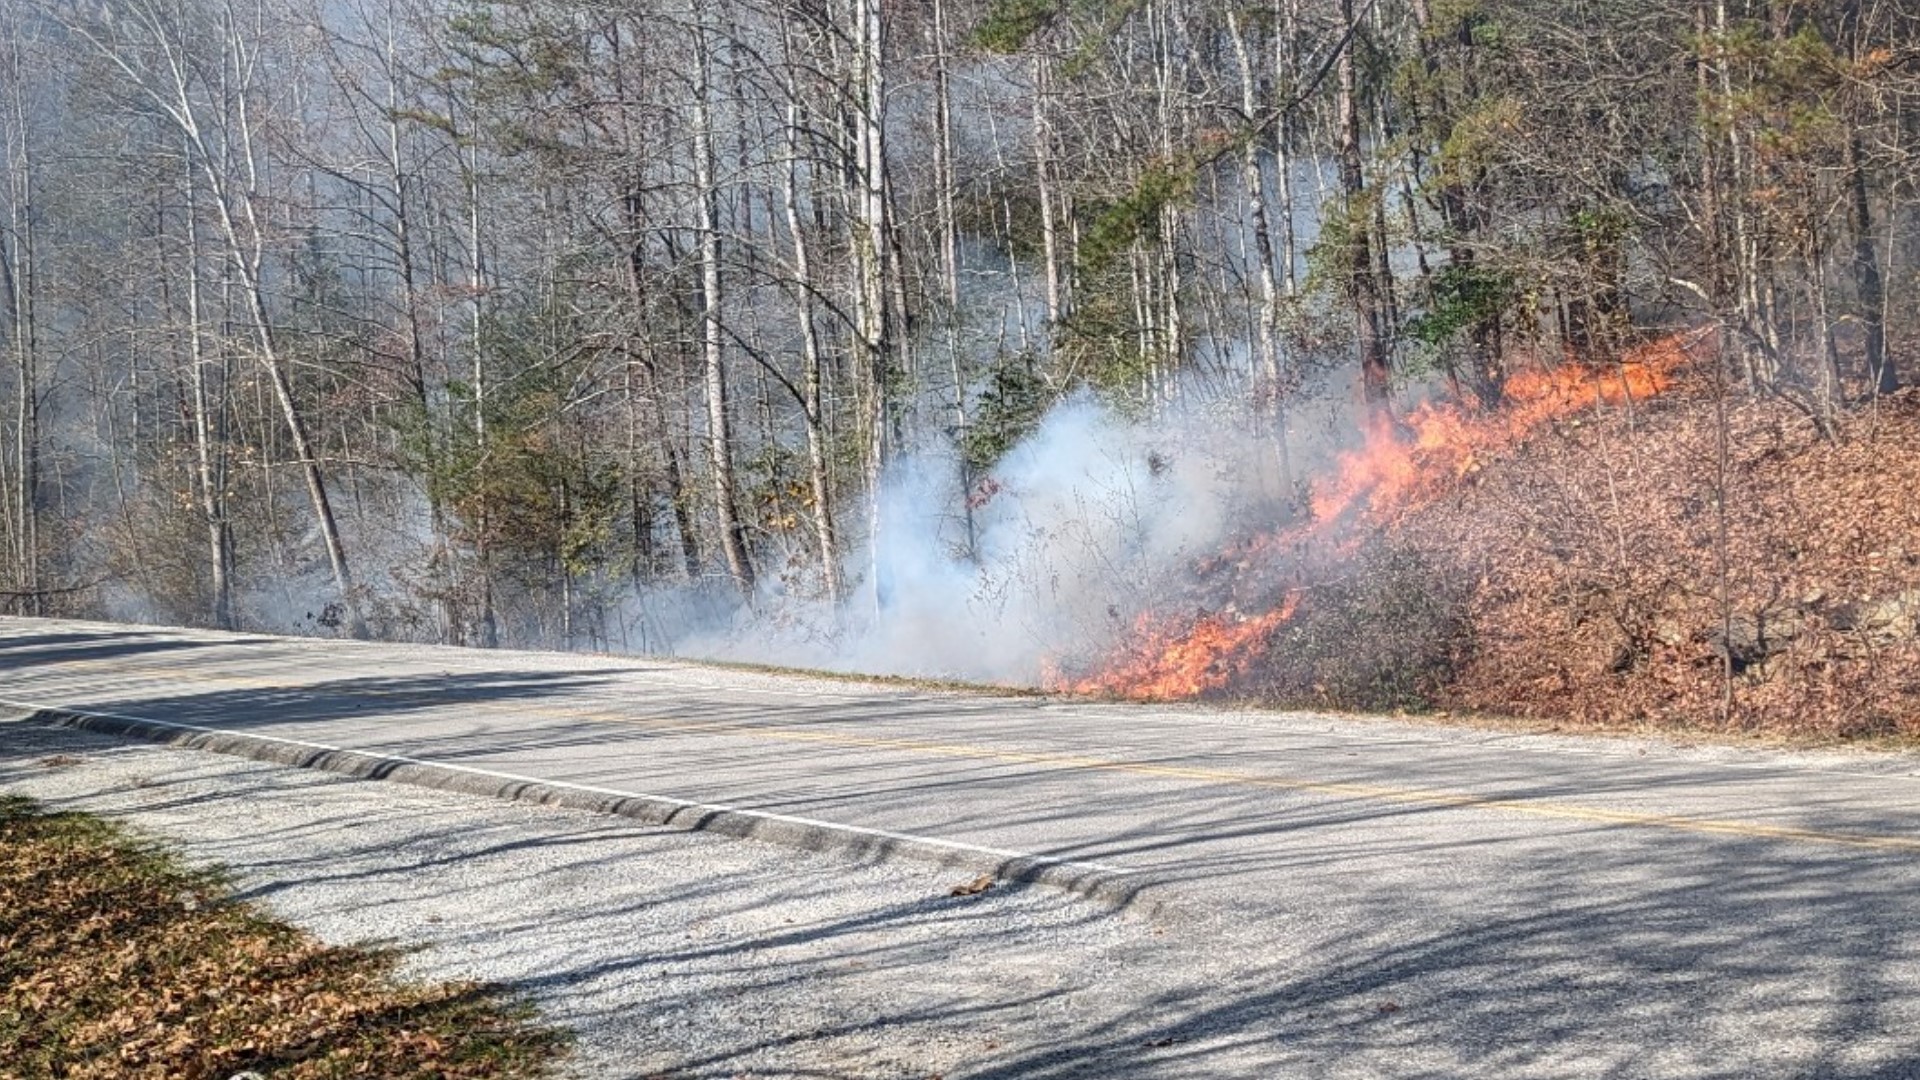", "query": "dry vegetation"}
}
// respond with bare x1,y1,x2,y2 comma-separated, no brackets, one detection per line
1408,386,1920,739
0,795,566,1080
